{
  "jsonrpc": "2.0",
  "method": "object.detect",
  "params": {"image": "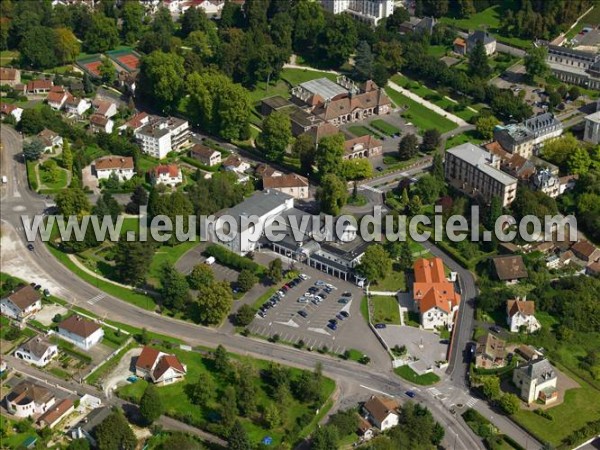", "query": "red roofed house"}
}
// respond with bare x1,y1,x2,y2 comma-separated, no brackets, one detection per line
571,240,600,265
412,257,461,330
0,103,23,122
118,112,151,134
27,79,53,94
0,67,21,87
263,173,309,199
150,164,183,187
1,285,42,322
135,346,187,386
93,155,135,181
453,37,467,55
46,86,70,110
343,135,383,159
89,114,114,134
37,398,74,429
92,98,118,119
57,315,104,350
190,143,221,167
507,297,540,333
